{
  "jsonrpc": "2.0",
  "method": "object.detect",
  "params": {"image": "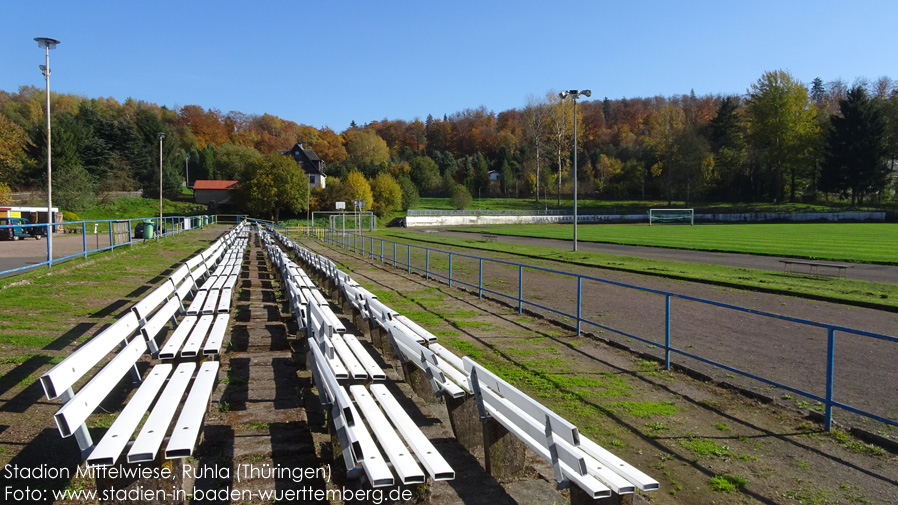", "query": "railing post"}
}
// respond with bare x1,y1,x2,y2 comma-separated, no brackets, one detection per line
108,222,114,251
425,249,430,281
664,295,672,371
518,265,523,314
576,276,582,336
407,244,411,274
449,253,453,288
393,242,397,268
46,223,52,268
380,240,384,264
479,258,483,299
825,327,835,432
